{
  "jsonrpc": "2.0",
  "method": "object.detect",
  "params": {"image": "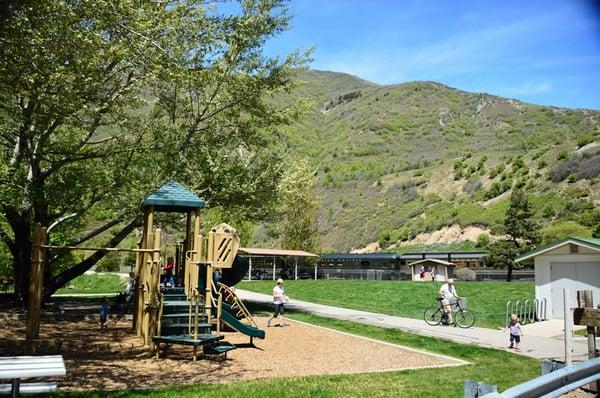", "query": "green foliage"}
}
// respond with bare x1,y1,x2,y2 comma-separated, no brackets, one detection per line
0,0,307,296
577,134,593,148
55,273,125,294
277,157,320,253
541,221,592,244
475,234,491,248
